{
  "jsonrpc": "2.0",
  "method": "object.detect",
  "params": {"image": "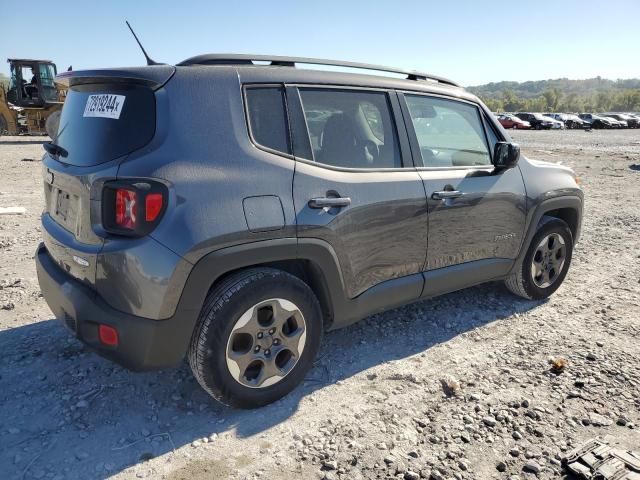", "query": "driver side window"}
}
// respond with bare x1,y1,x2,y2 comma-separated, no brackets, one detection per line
405,95,492,168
